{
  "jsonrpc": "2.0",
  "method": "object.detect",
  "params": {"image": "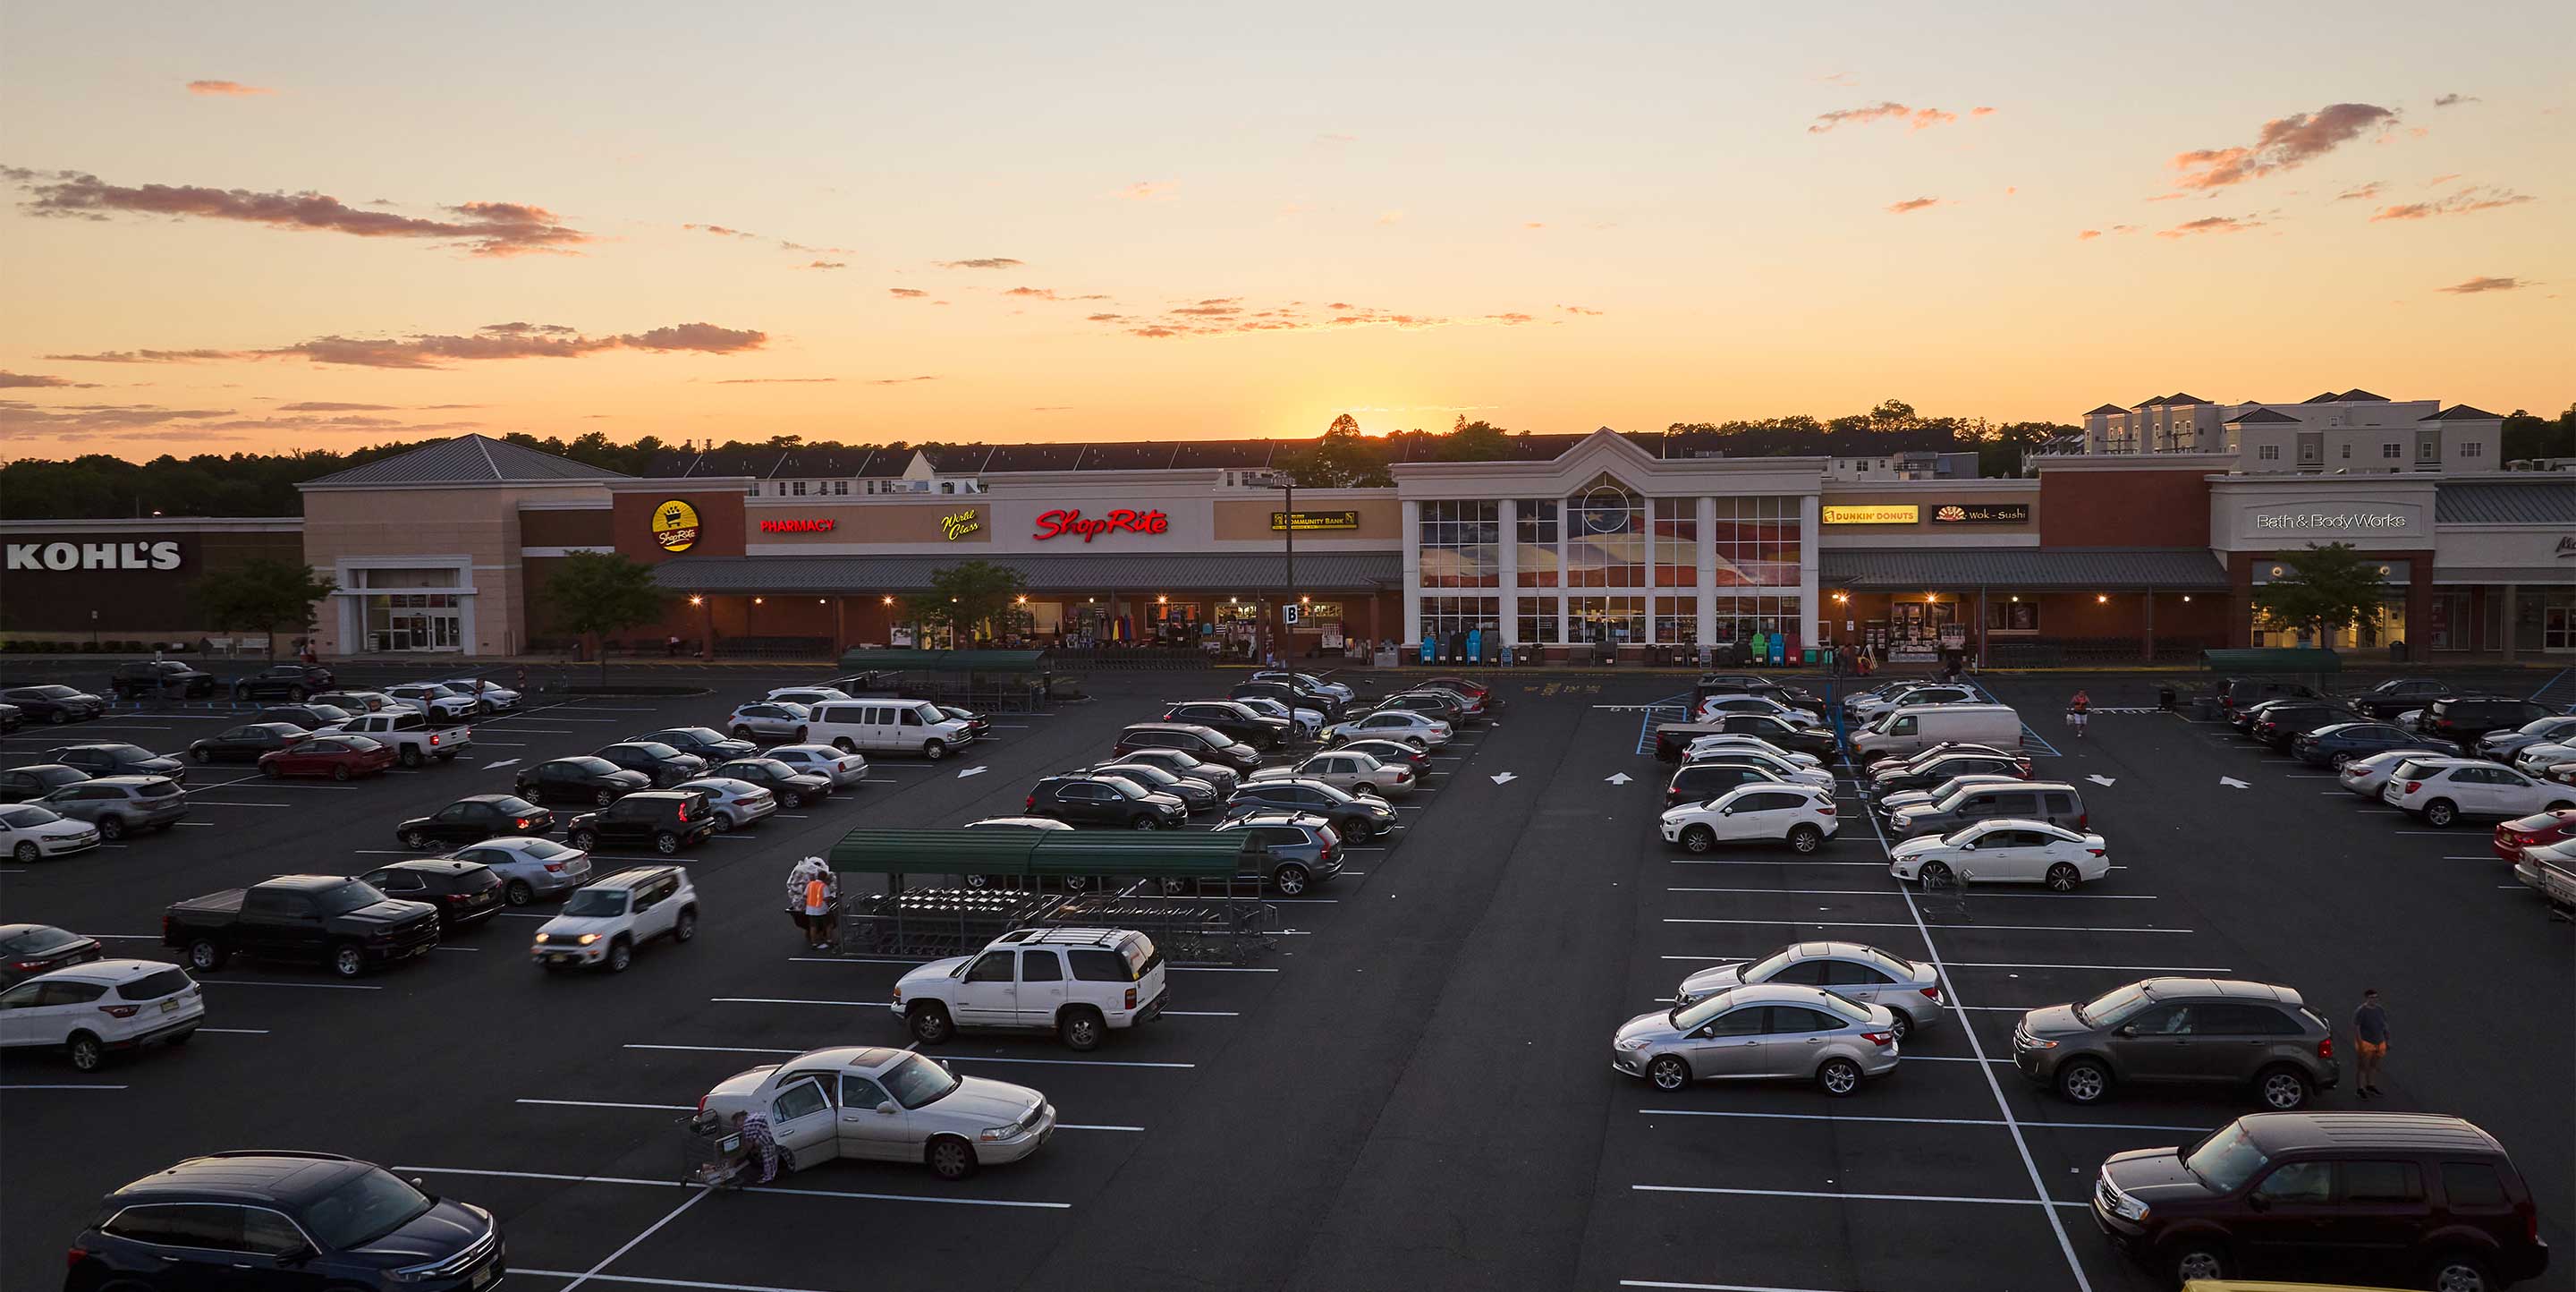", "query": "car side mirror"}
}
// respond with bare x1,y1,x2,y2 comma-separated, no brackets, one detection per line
876,1101,899,1116
406,1176,436,1201
2244,1193,2269,1211
2114,1024,2136,1038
